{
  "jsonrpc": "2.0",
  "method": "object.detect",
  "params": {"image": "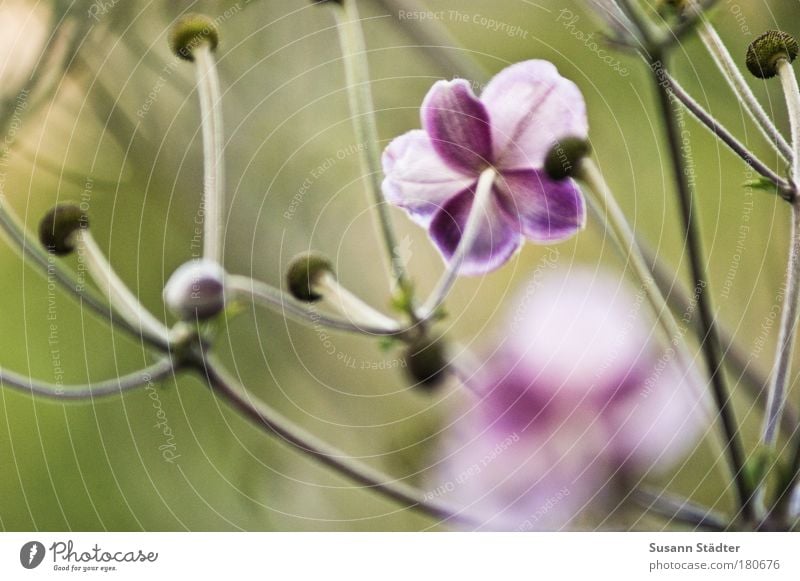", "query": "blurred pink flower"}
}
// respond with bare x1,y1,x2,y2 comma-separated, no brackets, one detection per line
382,61,588,275
431,269,708,530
